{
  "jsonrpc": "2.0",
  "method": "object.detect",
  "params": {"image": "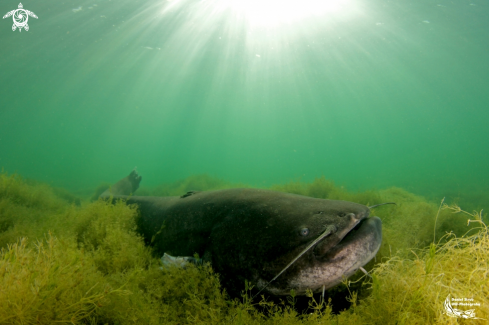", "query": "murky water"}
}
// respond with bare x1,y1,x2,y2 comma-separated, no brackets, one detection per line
1,0,487,208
